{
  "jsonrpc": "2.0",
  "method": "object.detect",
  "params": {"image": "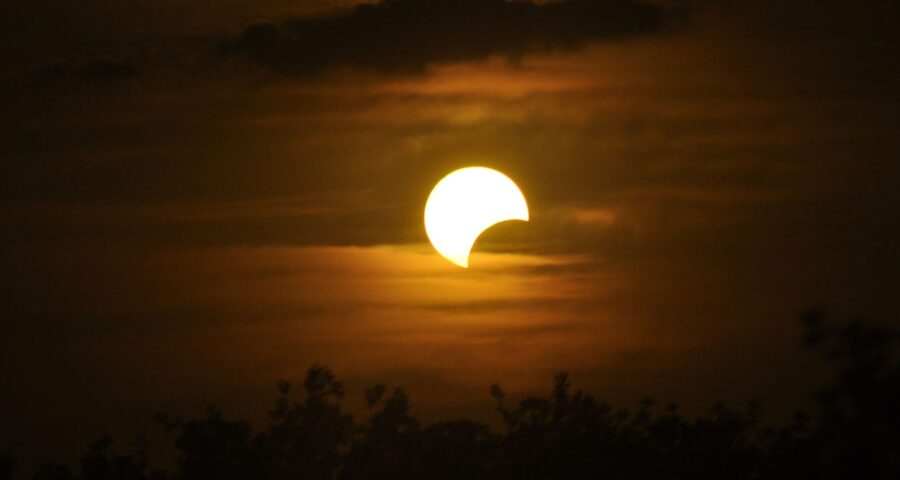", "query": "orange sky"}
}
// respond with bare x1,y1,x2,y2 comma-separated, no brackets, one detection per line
2,0,899,471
